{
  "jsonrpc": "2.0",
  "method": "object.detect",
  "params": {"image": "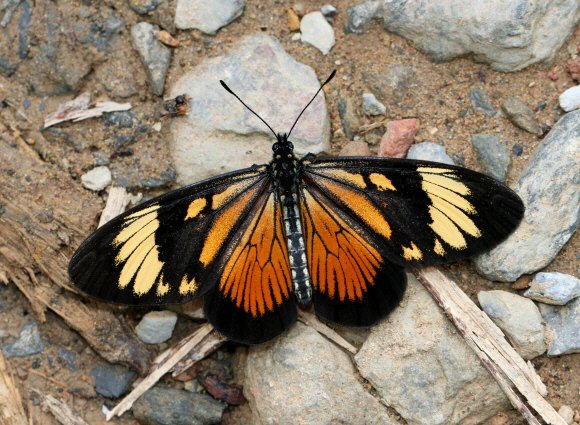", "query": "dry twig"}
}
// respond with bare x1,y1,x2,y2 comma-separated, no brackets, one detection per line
39,392,89,425
0,352,28,425
415,267,566,425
